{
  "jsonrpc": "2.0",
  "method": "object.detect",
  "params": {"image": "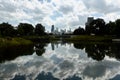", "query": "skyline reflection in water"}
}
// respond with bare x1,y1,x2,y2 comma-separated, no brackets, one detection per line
0,42,120,80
